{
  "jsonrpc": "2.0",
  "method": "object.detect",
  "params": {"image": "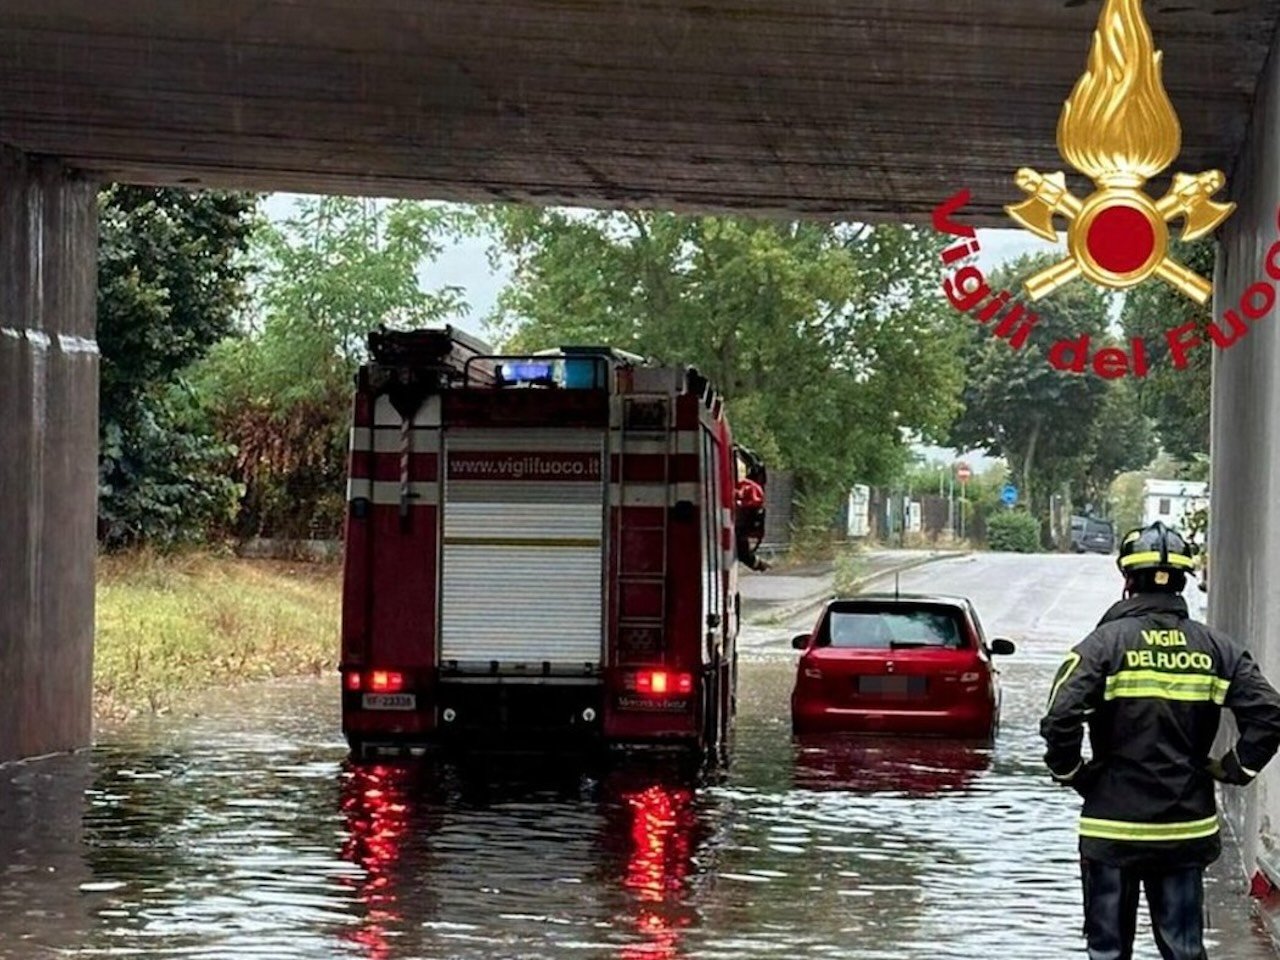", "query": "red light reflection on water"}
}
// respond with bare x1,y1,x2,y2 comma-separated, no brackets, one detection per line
619,783,696,960
339,765,410,960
